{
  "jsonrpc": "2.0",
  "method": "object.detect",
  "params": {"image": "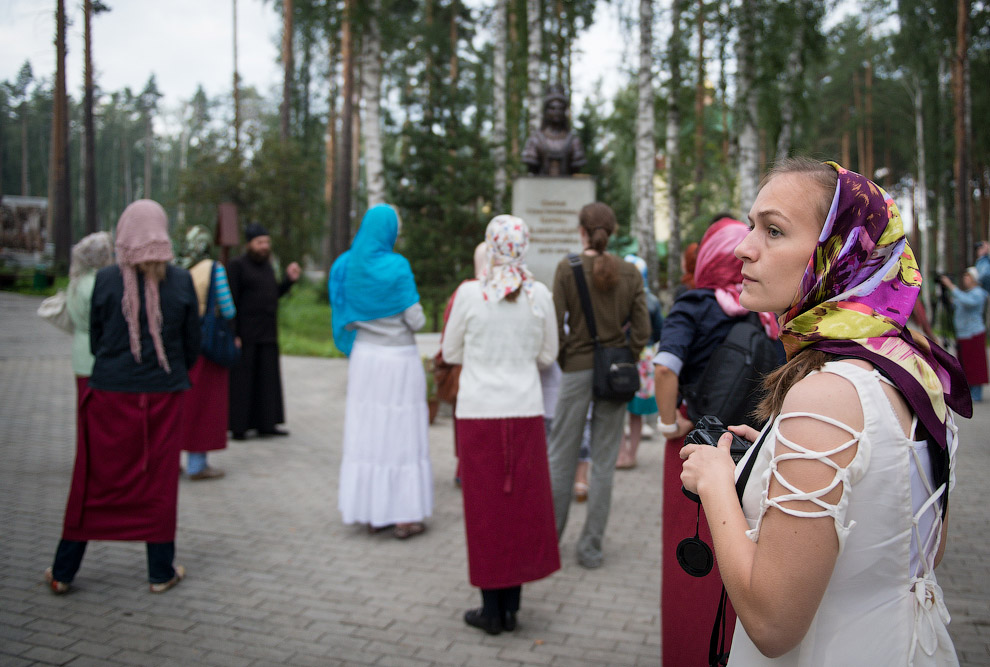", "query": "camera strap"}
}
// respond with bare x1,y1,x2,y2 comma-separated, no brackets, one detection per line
708,426,771,667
